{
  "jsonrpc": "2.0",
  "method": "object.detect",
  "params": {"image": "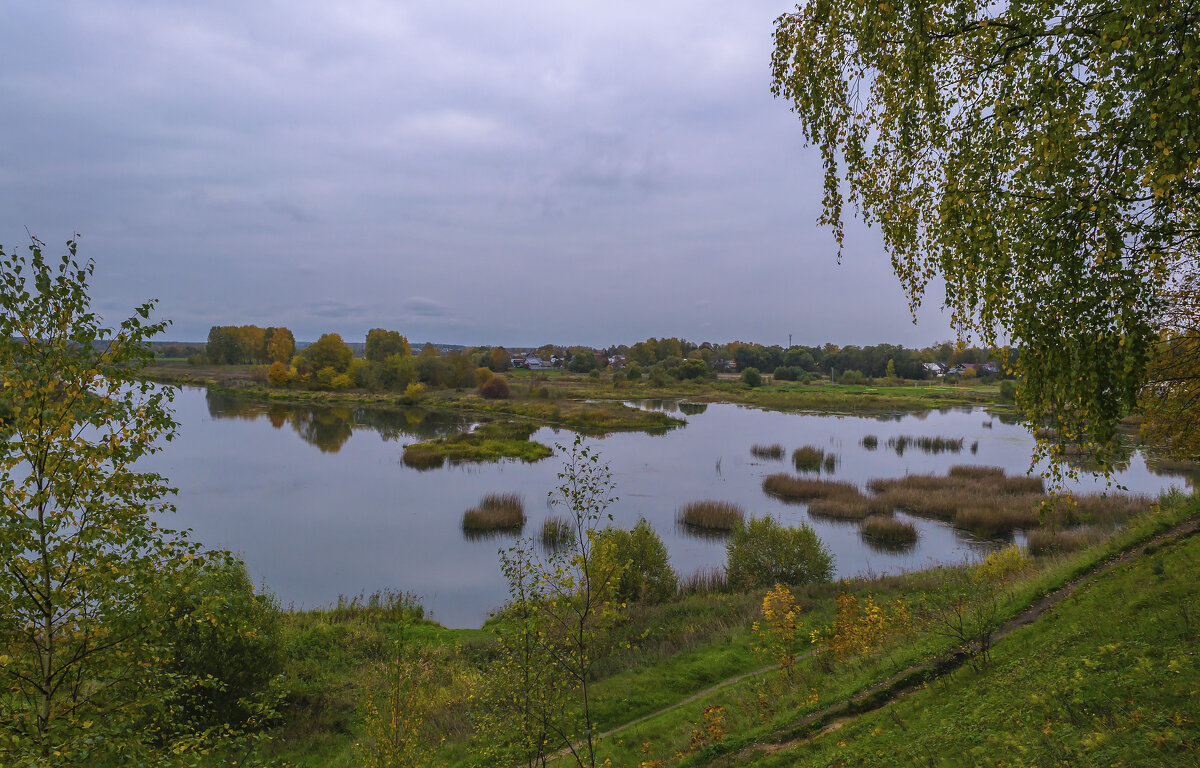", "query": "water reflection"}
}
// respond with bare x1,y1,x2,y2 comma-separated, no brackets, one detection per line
204,391,473,452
